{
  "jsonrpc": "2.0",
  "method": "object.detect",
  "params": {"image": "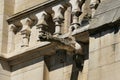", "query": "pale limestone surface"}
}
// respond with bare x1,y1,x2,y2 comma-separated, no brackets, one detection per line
88,67,101,80
89,33,101,52
89,61,120,80
0,0,14,56
115,43,120,61
1,0,120,80
14,0,48,13
89,28,120,80
11,58,45,80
